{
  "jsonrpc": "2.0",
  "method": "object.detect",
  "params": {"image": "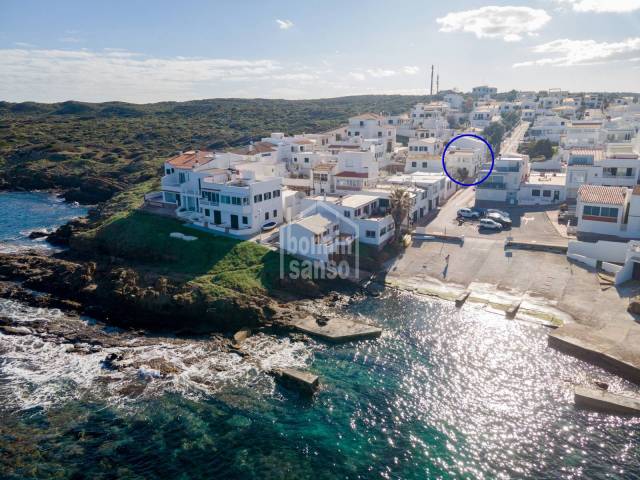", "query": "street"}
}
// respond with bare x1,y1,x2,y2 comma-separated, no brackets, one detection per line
501,121,529,154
